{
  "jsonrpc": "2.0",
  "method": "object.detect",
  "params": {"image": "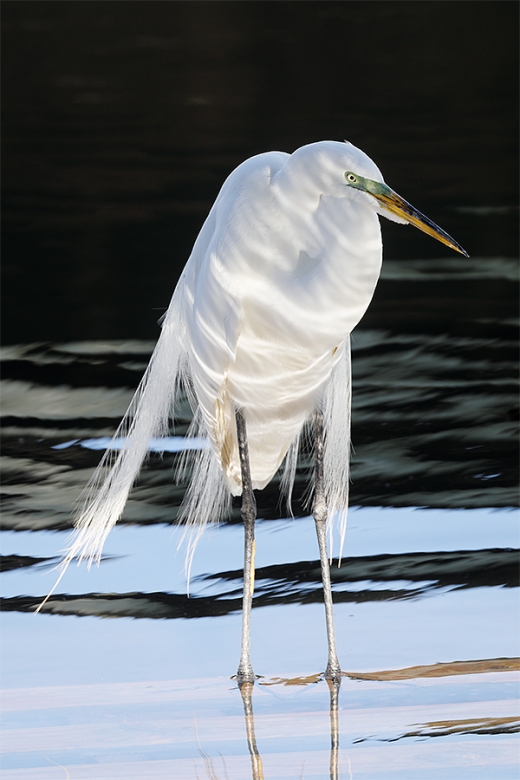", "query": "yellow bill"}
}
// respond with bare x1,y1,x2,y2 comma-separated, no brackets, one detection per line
344,172,469,257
